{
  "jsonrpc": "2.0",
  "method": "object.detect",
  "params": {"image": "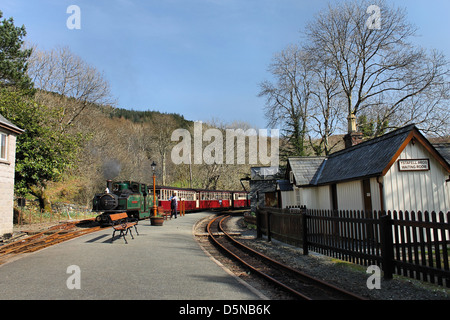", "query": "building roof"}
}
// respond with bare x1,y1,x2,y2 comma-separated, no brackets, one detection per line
288,124,450,187
287,157,326,186
250,166,284,181
317,124,416,184
433,143,450,164
277,179,294,191
0,114,24,135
